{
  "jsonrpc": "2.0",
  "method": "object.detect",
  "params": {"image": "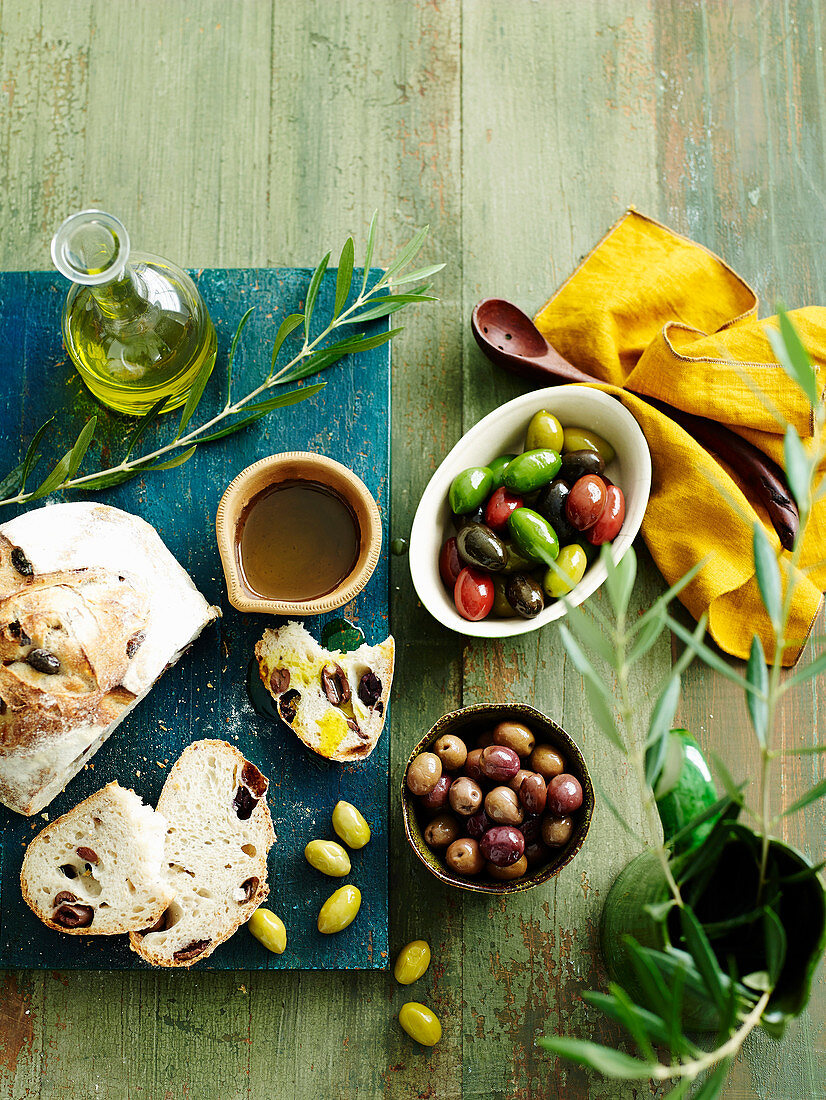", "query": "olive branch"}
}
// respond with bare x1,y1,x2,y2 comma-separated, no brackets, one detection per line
0,214,443,505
